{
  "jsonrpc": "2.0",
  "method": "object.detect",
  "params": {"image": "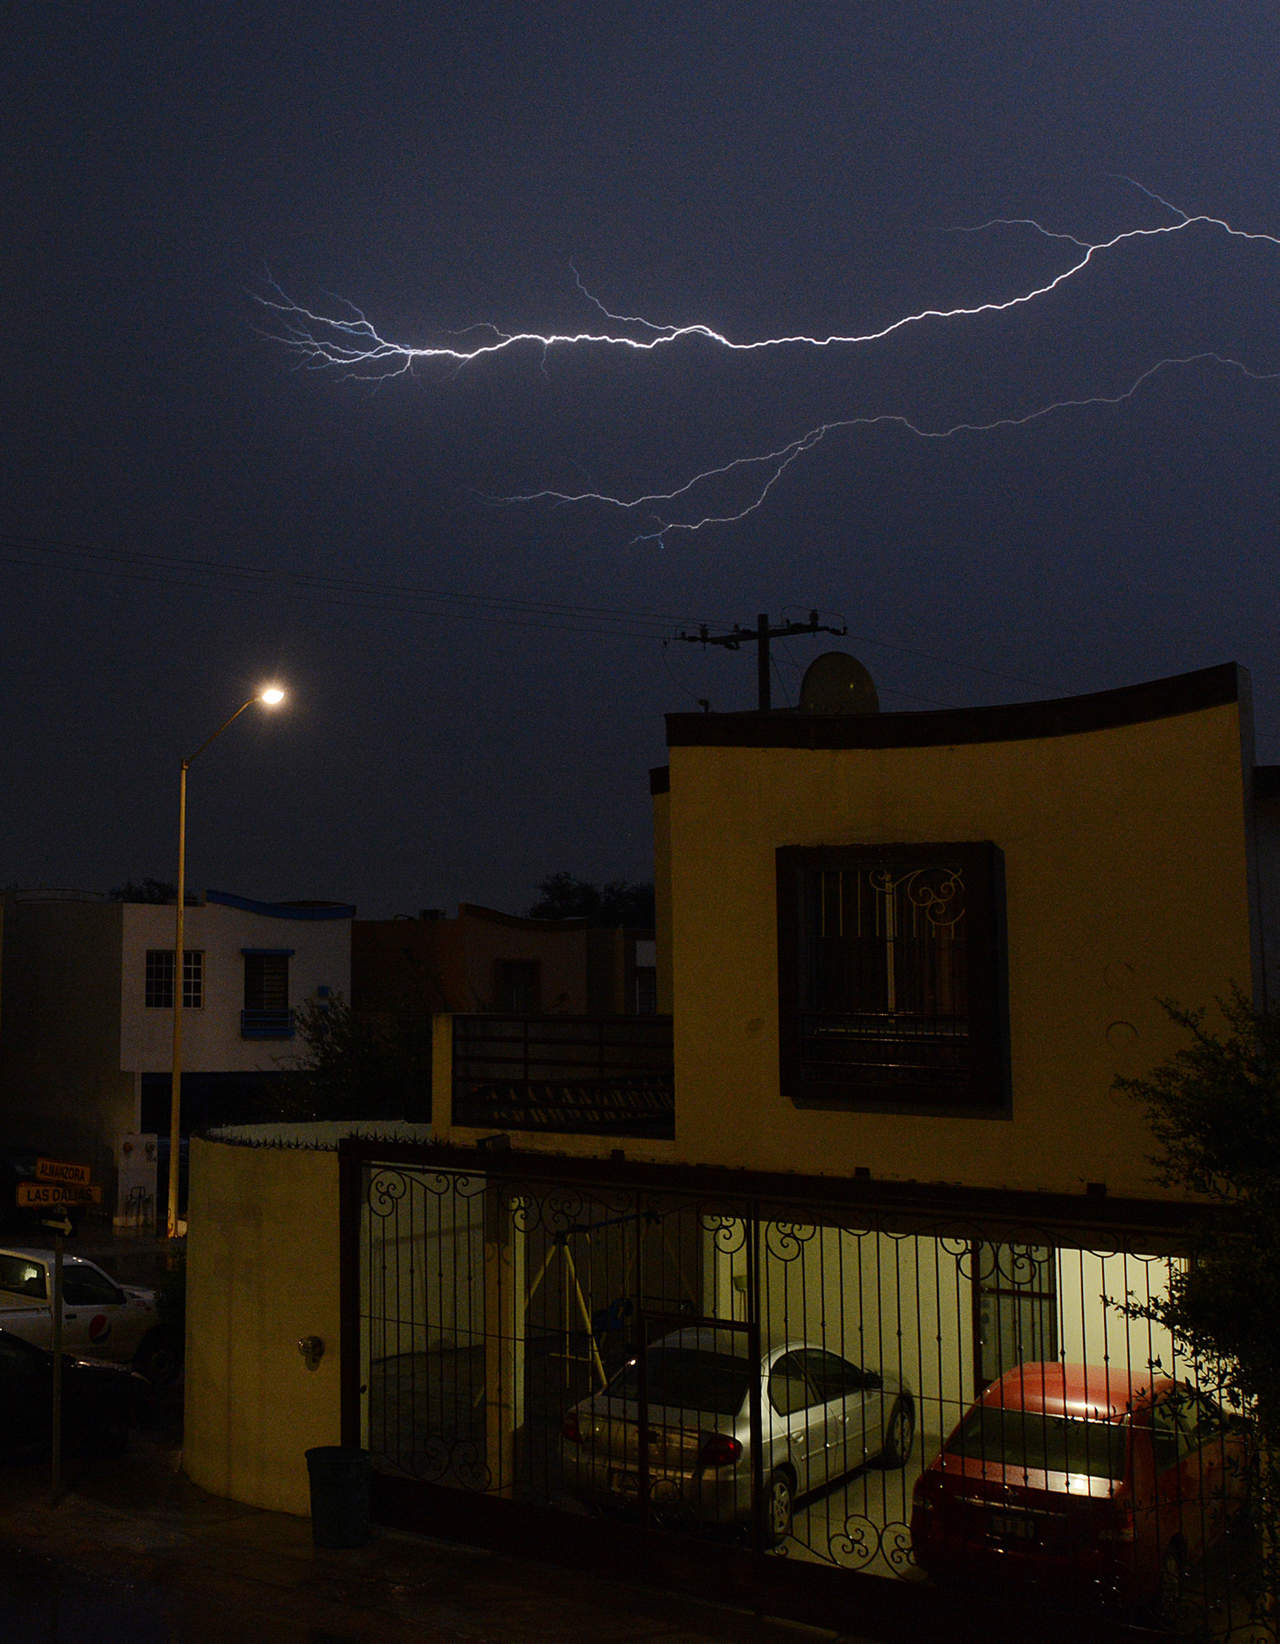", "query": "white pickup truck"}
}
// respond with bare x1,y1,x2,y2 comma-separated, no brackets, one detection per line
0,1247,164,1377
